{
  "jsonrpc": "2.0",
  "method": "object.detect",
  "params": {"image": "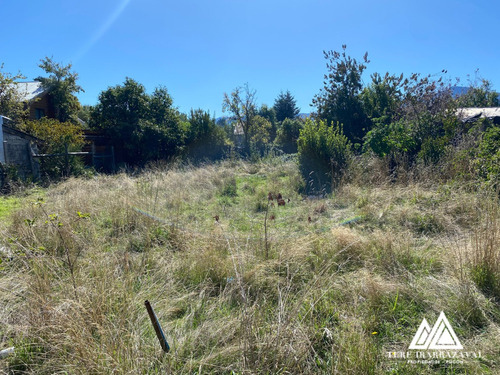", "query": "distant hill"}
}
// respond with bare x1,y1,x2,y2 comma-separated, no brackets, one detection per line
451,86,470,98
451,86,500,104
